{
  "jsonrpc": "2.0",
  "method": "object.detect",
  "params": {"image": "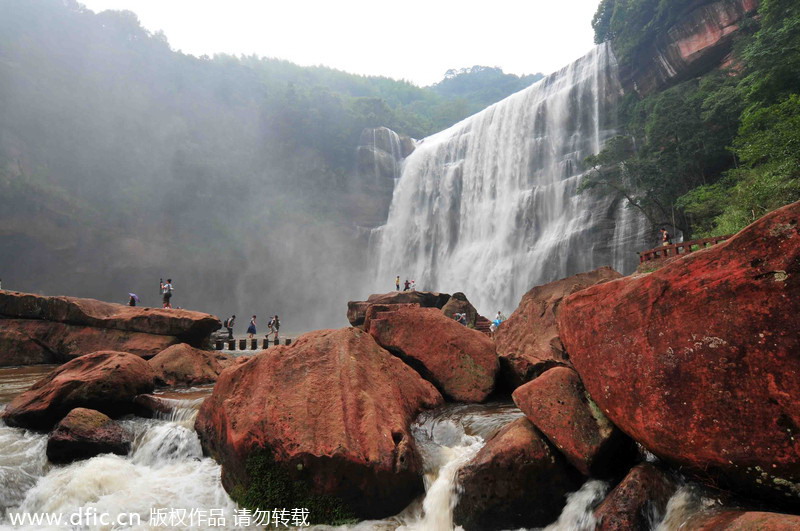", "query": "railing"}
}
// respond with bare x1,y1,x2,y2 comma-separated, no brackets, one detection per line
639,235,732,263
215,337,292,351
